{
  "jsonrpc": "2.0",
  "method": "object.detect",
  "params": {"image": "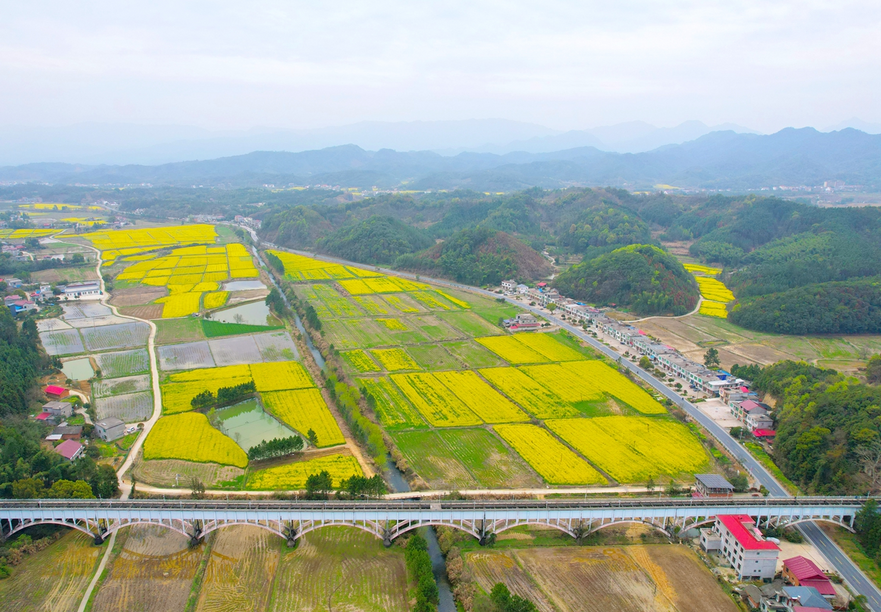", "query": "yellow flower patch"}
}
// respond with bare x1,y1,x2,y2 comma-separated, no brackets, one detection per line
390,373,481,427
249,361,313,392
144,413,247,468
341,350,380,373
494,424,605,485
262,389,345,447
560,361,667,415
246,454,363,489
203,291,229,309
476,336,551,364
433,370,529,423
479,367,578,418
372,348,420,371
